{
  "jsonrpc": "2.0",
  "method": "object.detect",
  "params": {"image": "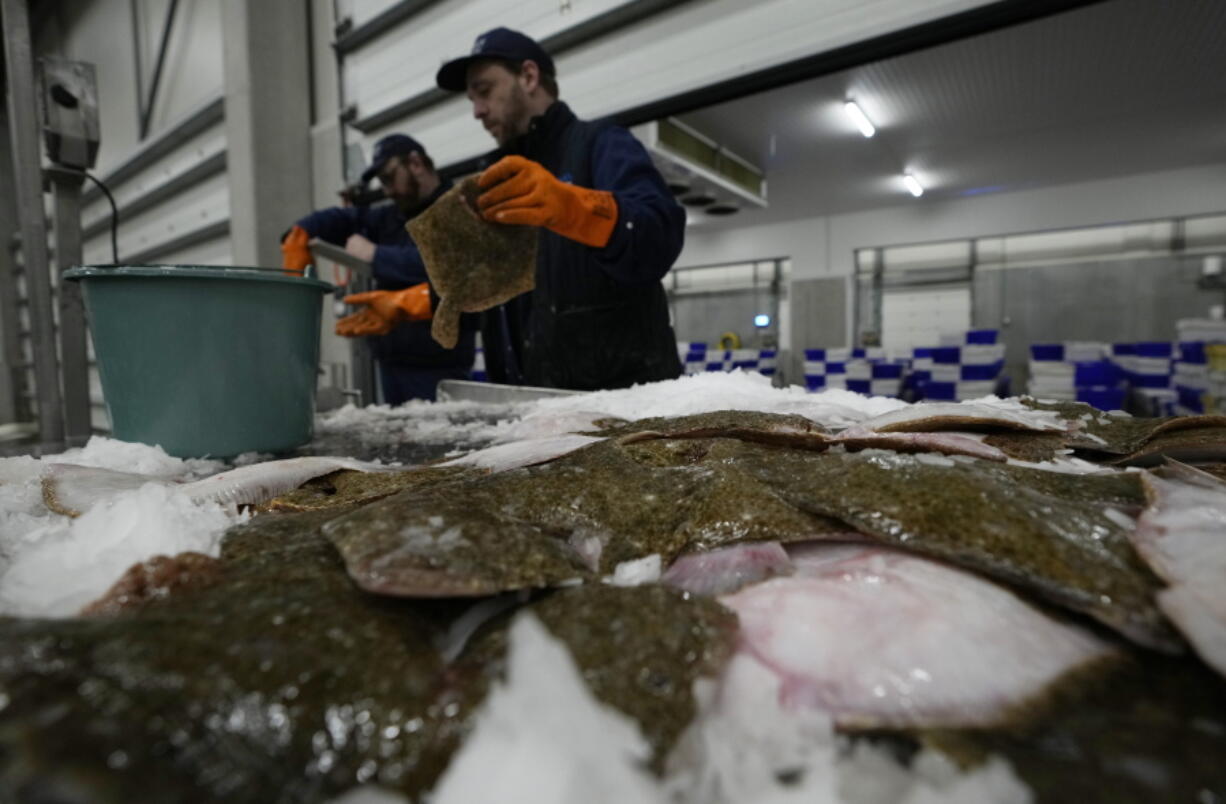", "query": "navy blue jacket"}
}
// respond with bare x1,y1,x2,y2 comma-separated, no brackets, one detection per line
296,181,475,369
481,102,684,390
